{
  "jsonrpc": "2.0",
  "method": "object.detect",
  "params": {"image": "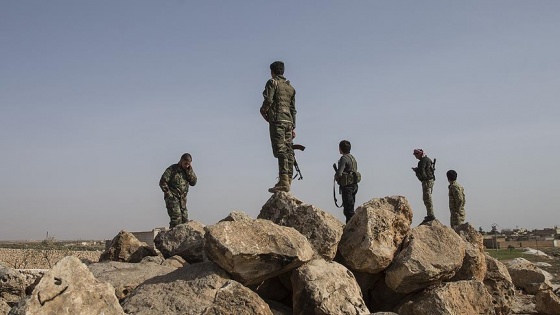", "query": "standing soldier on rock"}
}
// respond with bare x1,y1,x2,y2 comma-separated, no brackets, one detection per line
412,148,436,223
159,153,197,228
446,169,466,228
334,140,360,223
259,61,297,193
